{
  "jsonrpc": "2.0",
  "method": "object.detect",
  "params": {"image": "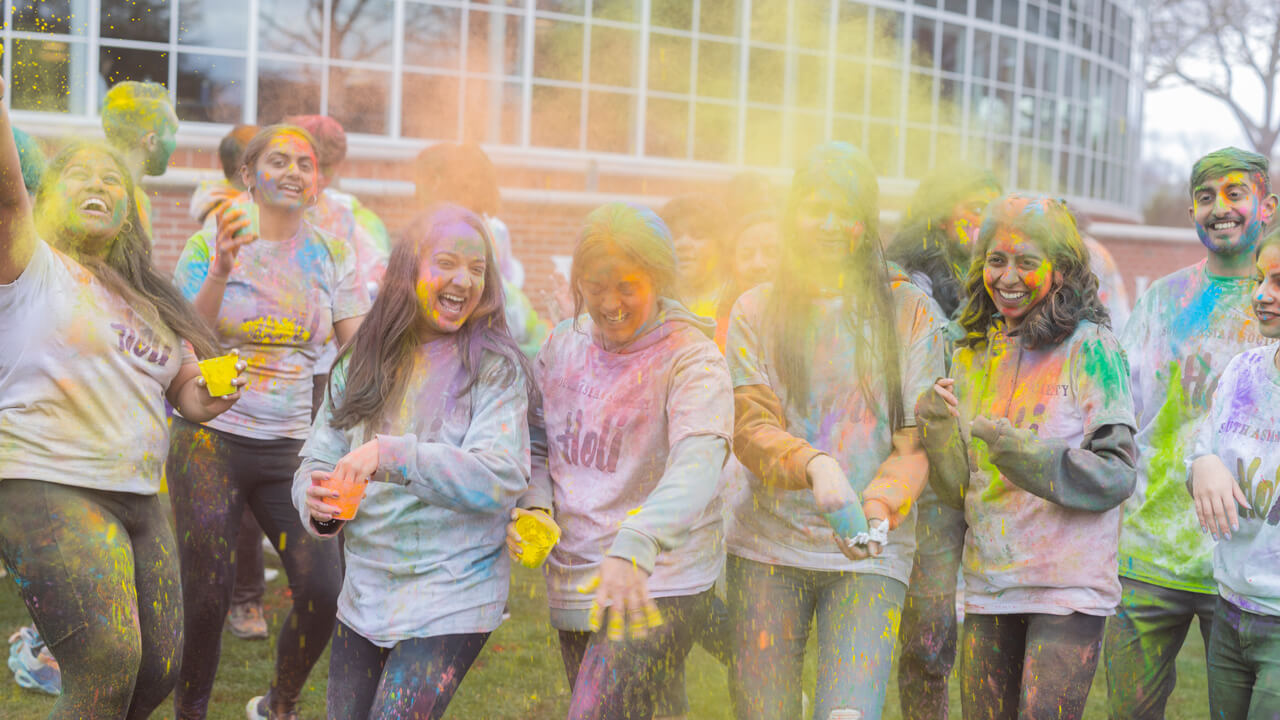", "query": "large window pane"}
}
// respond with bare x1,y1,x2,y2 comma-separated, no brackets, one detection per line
101,0,169,42
537,0,584,14
592,0,638,22
940,23,965,73
867,121,900,177
403,4,462,69
257,59,321,123
868,64,903,123
100,46,168,86
832,116,864,148
330,0,393,63
996,35,1016,84
649,32,691,94
1023,43,1039,89
792,1,829,51
586,90,635,153
176,54,244,123
651,0,692,31
998,0,1019,27
328,66,388,133
179,0,249,48
790,112,825,166
750,0,787,45
462,78,522,145
834,59,867,114
747,47,783,104
590,25,637,88
835,3,868,57
699,0,742,37
693,102,736,163
645,97,689,158
534,19,584,82
972,30,993,79
531,84,581,149
12,39,87,113
907,71,935,122
939,77,962,126
696,40,738,100
794,53,825,109
401,73,459,140
744,108,781,166
468,10,524,77
872,9,903,62
912,16,935,68
14,0,89,35
259,0,322,56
